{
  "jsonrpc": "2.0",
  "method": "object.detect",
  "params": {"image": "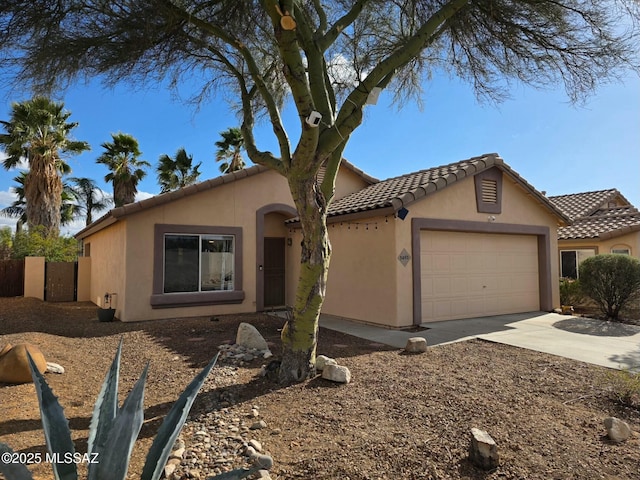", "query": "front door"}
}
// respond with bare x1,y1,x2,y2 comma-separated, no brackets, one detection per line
264,237,285,307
